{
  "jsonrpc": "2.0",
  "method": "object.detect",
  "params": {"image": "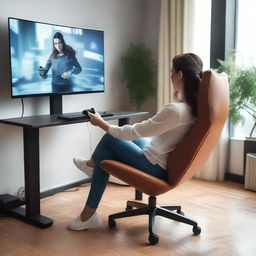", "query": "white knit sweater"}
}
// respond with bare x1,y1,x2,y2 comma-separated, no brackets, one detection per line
108,102,195,169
